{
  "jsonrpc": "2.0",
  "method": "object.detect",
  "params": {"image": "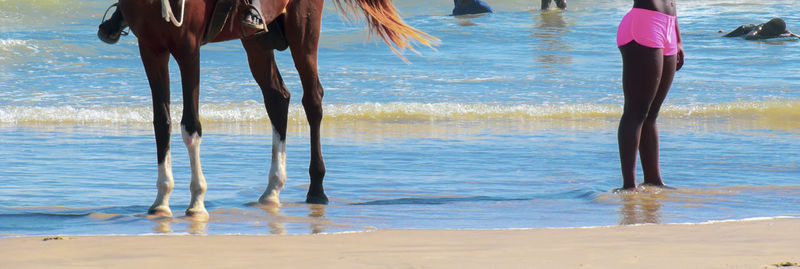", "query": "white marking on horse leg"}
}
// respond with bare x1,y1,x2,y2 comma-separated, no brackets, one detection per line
259,127,286,206
182,125,208,219
149,151,174,217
